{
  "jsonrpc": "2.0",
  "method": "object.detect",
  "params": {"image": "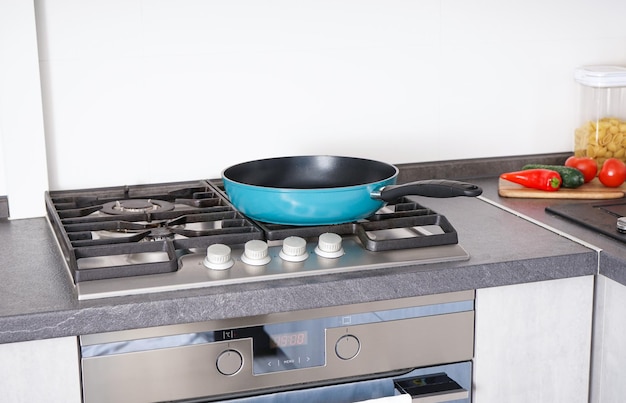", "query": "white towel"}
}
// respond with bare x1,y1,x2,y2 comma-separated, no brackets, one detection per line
358,393,412,403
